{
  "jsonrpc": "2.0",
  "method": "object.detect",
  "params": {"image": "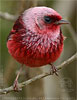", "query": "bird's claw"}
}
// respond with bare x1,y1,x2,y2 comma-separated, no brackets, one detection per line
50,64,59,76
13,80,22,92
